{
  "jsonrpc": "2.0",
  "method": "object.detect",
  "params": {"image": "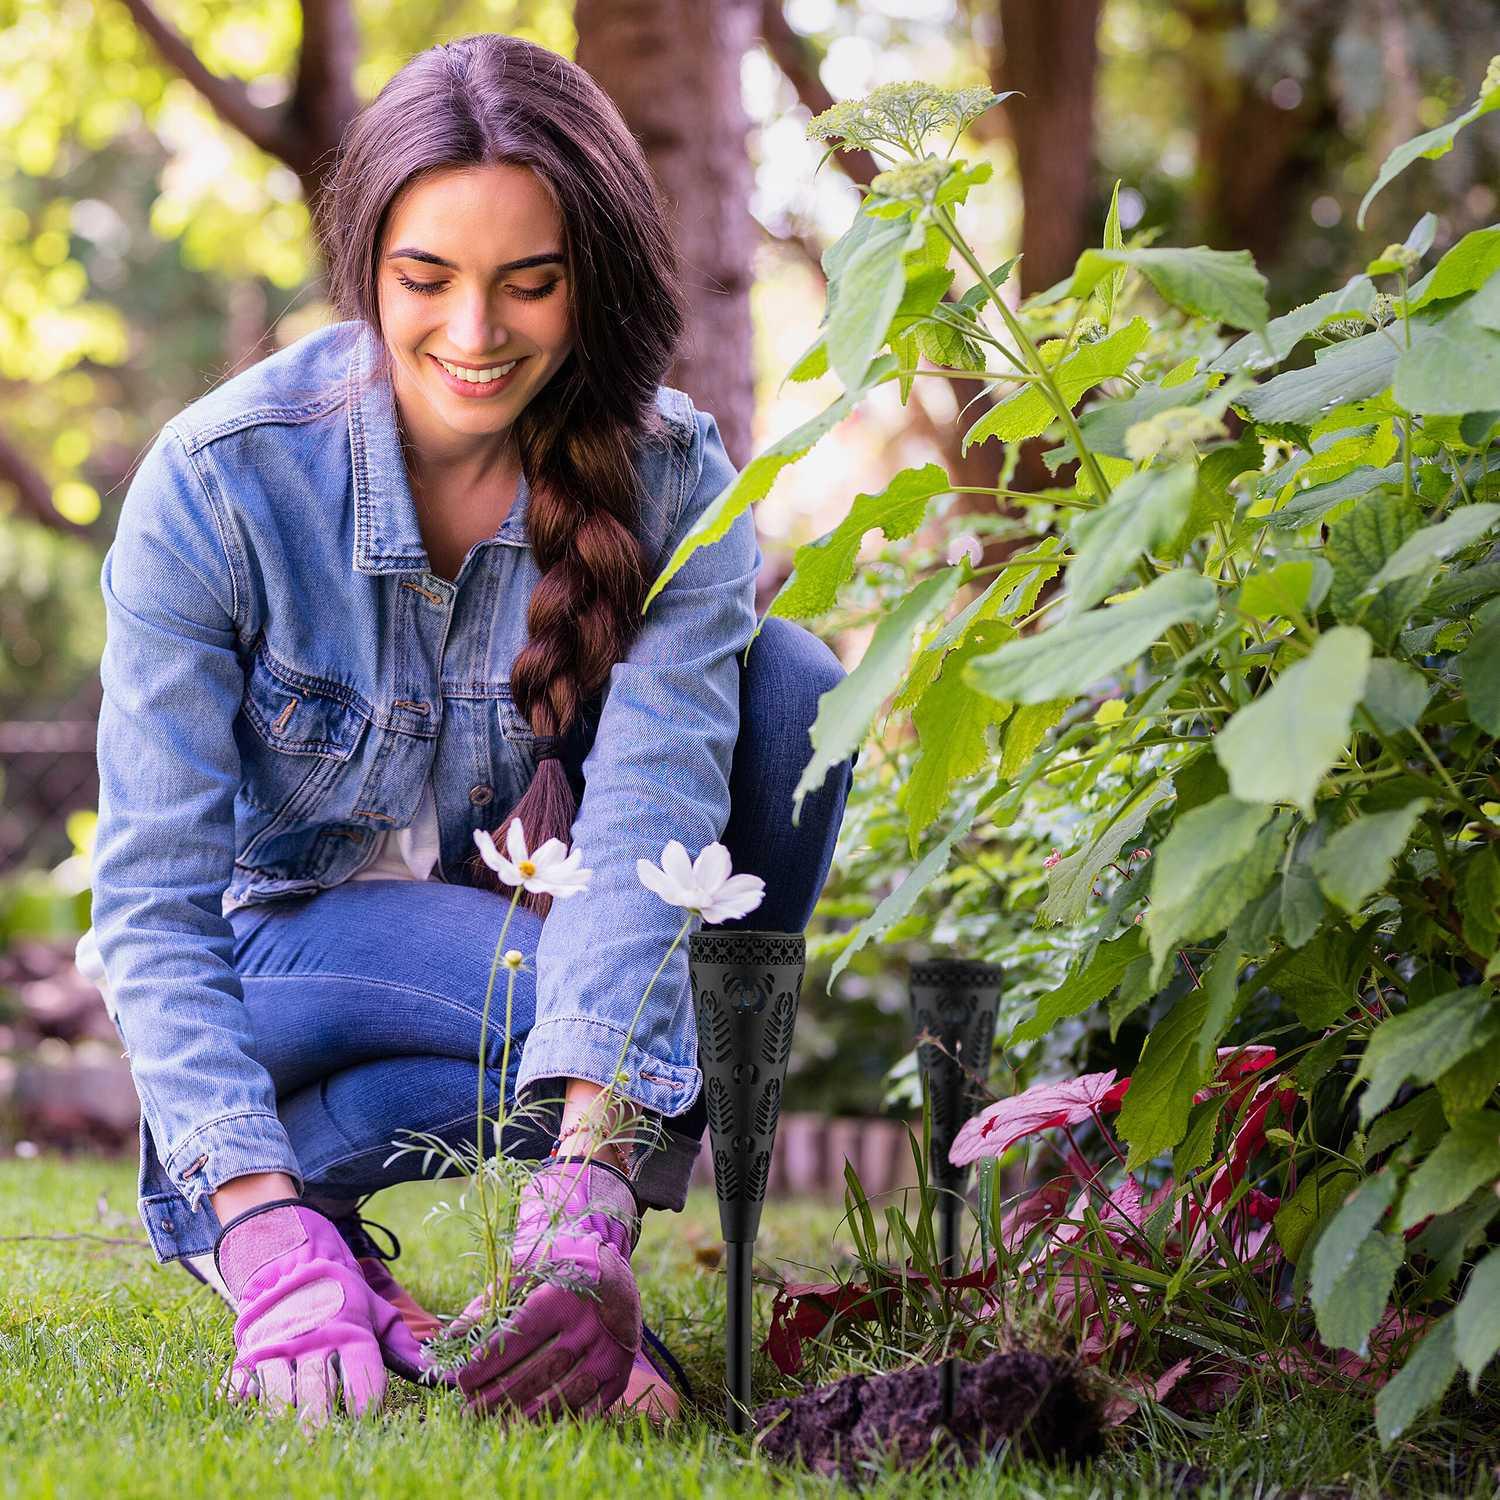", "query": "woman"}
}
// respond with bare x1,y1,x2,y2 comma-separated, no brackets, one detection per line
74,33,854,1425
